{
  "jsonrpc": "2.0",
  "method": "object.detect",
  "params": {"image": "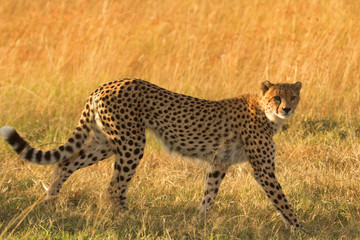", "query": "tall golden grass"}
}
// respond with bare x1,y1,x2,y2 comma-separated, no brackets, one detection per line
0,0,359,239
